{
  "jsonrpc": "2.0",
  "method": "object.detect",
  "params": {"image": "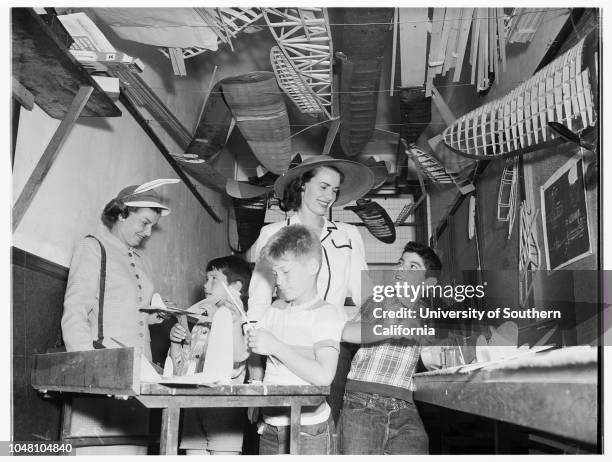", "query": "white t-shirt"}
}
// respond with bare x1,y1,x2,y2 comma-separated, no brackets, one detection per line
258,297,345,426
